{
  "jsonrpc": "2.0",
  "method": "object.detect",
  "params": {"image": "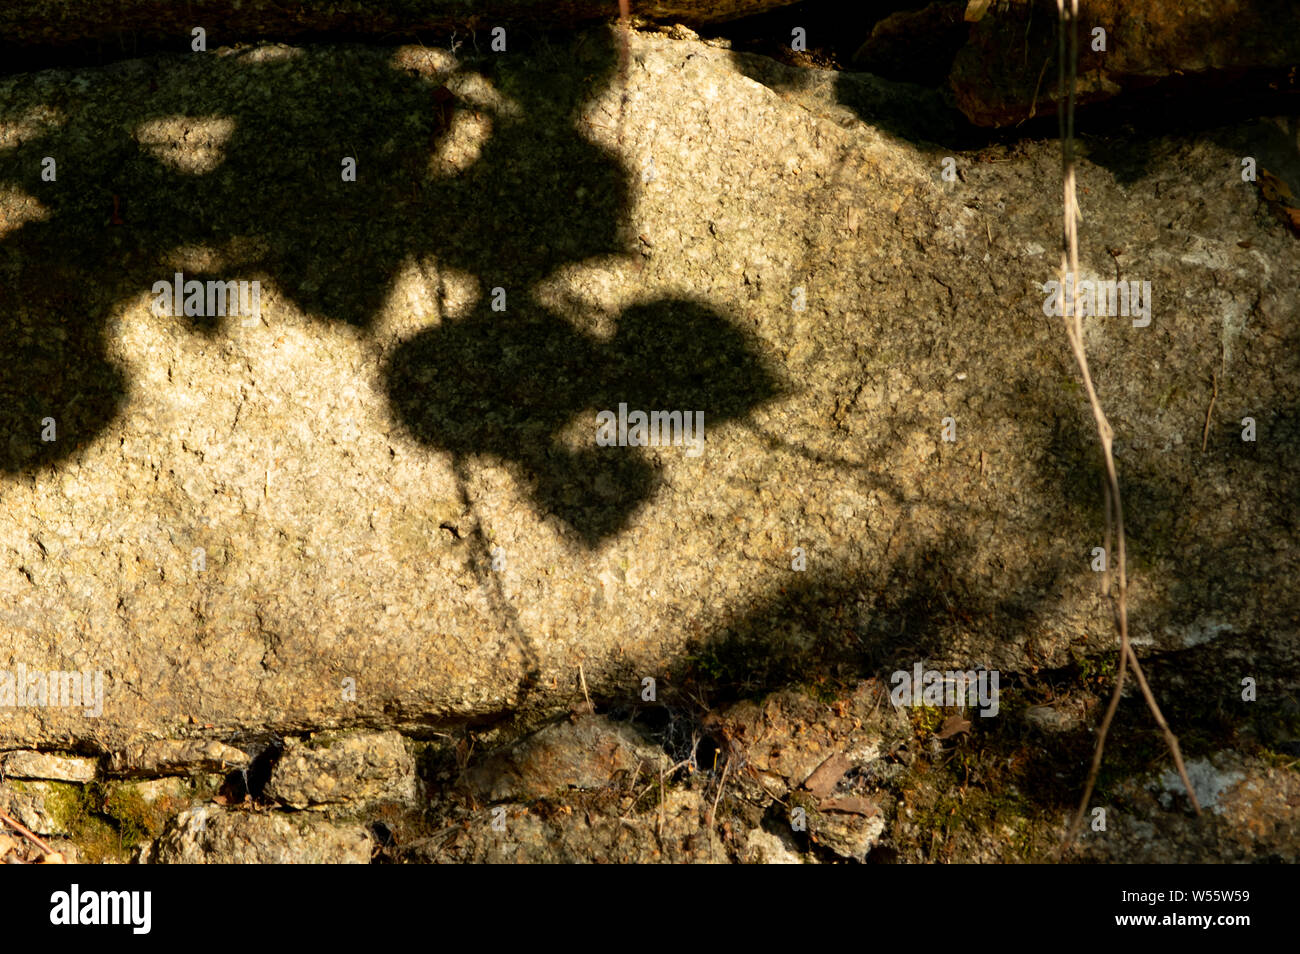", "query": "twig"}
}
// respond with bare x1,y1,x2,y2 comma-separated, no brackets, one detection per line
616,0,631,146
624,757,692,822
1053,0,1201,851
657,764,664,840
1200,370,1218,454
0,806,55,855
707,757,730,863
1201,344,1224,454
1066,641,1126,849
707,757,730,831
578,661,594,714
